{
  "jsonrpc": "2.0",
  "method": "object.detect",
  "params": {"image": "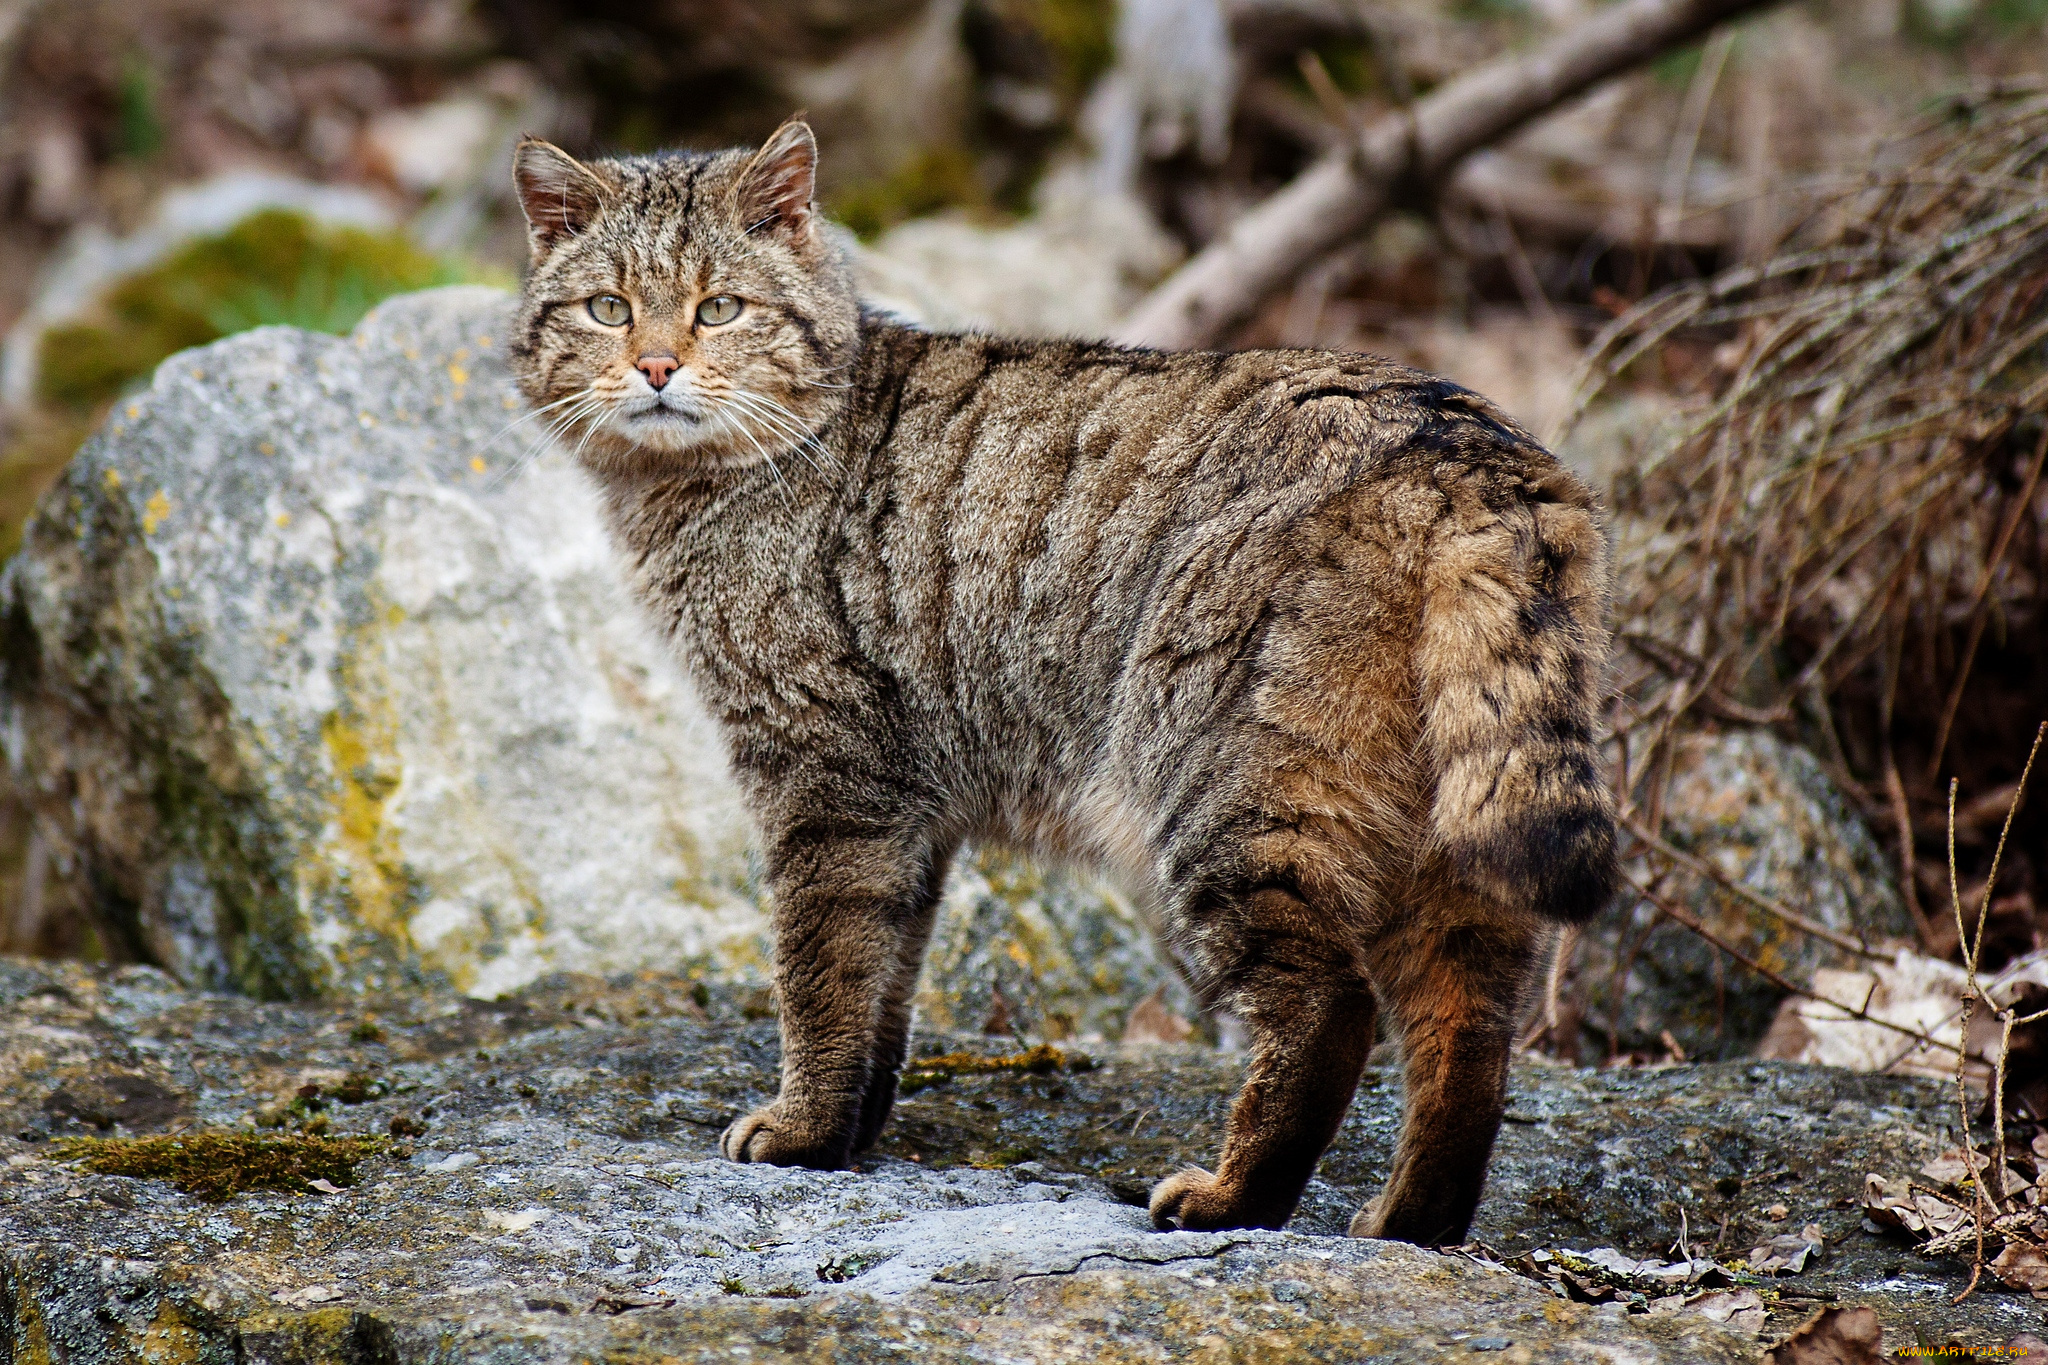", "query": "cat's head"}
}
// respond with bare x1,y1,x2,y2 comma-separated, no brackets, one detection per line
507,120,860,477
